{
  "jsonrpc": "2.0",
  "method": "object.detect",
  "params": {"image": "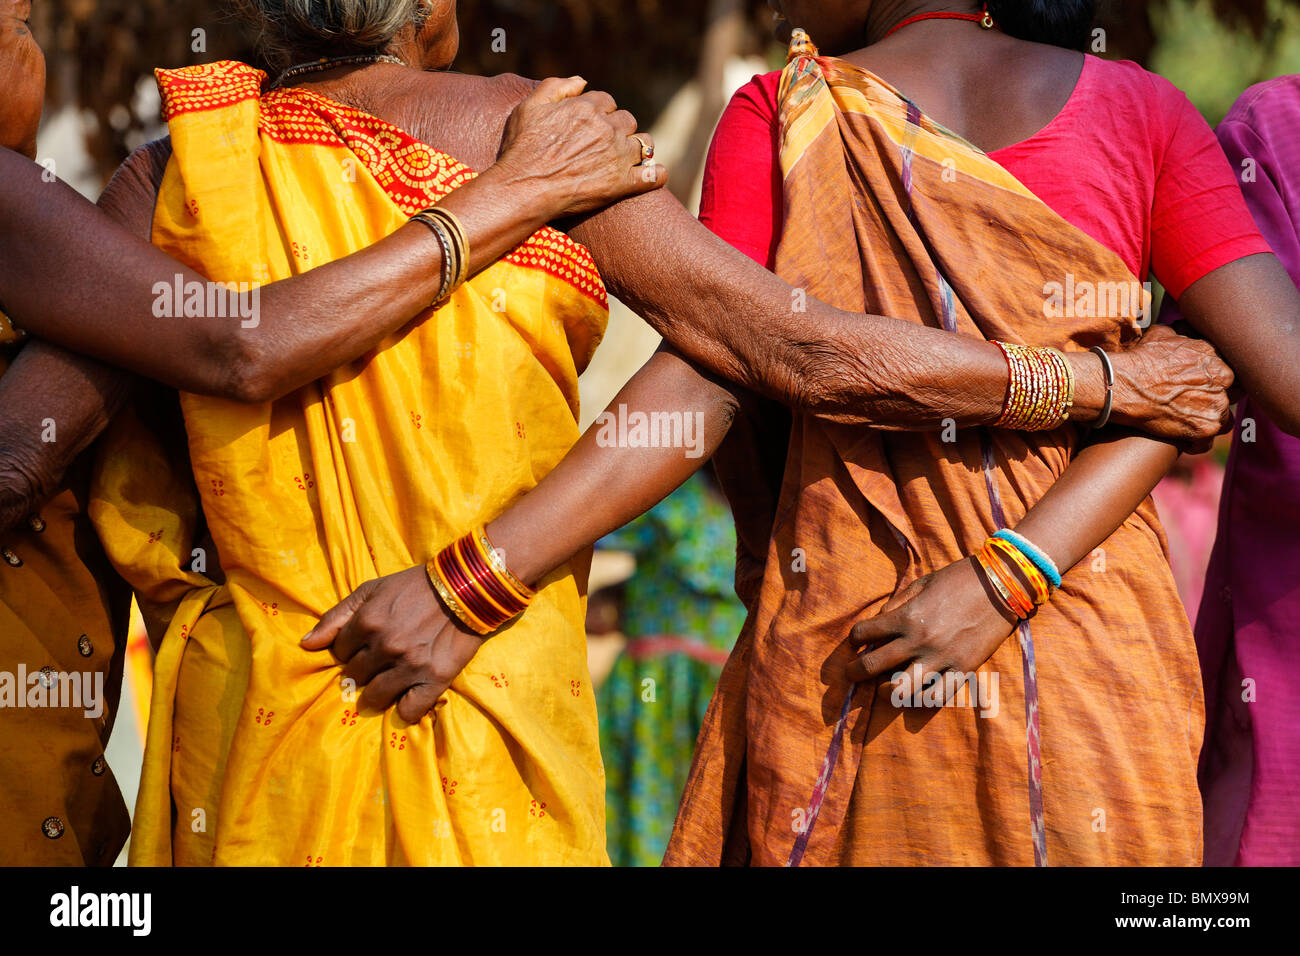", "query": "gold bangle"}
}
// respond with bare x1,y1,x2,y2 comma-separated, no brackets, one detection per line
426,557,494,635
471,525,536,602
